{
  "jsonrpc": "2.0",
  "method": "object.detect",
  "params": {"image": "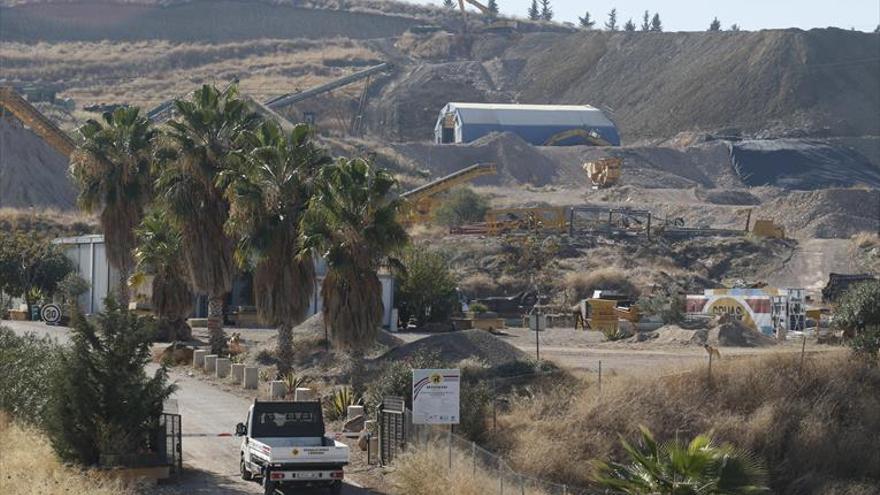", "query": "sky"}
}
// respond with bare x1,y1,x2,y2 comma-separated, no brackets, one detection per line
413,0,880,32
